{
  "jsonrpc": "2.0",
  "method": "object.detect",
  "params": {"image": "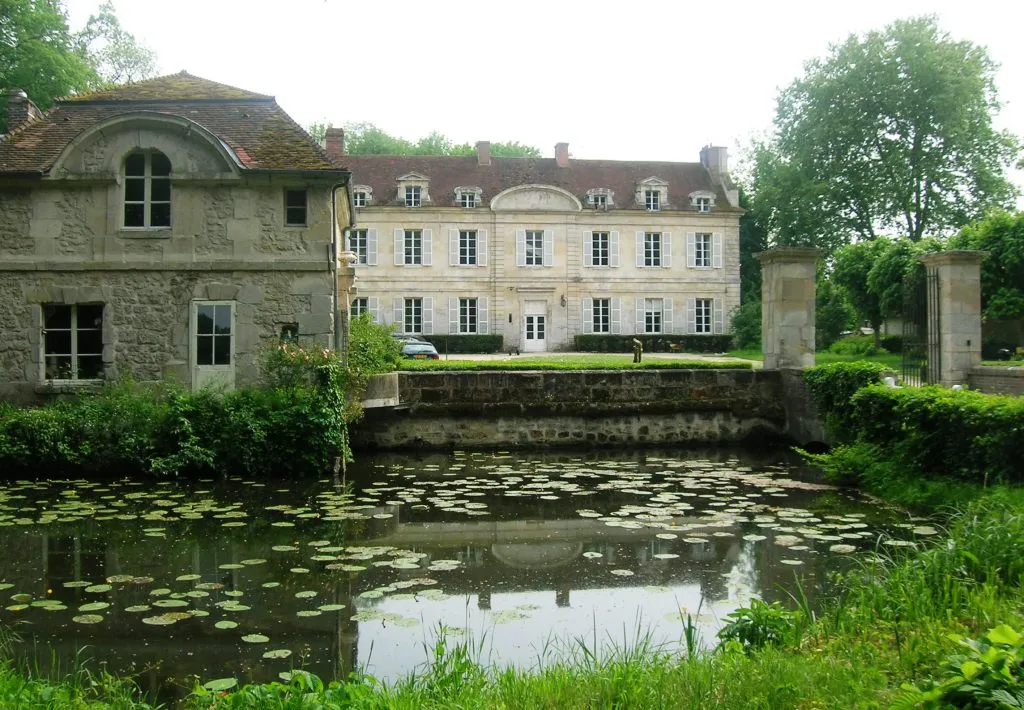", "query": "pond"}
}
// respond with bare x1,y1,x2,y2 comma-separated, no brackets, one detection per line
0,447,932,702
